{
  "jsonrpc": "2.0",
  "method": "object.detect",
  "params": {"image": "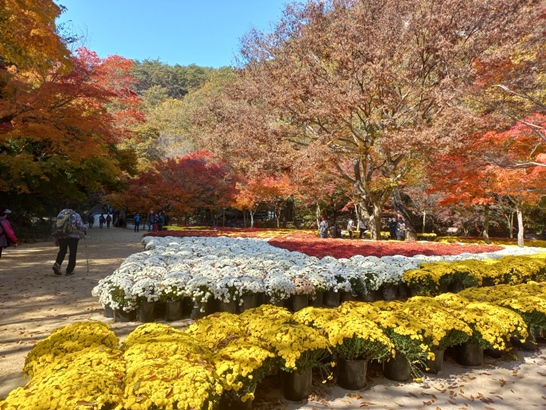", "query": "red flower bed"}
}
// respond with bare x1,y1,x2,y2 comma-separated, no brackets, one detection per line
268,237,504,258
146,228,504,258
